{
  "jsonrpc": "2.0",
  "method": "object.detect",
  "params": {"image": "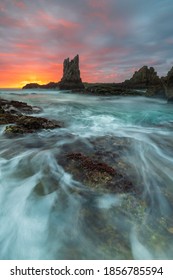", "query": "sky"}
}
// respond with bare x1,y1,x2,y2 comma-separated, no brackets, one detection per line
0,0,173,88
